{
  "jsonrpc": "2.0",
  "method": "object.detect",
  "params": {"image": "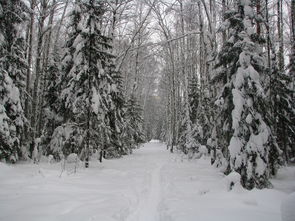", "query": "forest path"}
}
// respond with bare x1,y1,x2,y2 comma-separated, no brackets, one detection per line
0,141,292,221
126,142,166,221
